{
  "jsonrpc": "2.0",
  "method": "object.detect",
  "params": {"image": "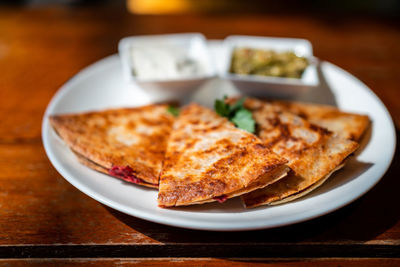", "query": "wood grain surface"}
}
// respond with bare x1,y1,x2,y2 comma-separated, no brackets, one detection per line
0,258,400,267
0,4,399,264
